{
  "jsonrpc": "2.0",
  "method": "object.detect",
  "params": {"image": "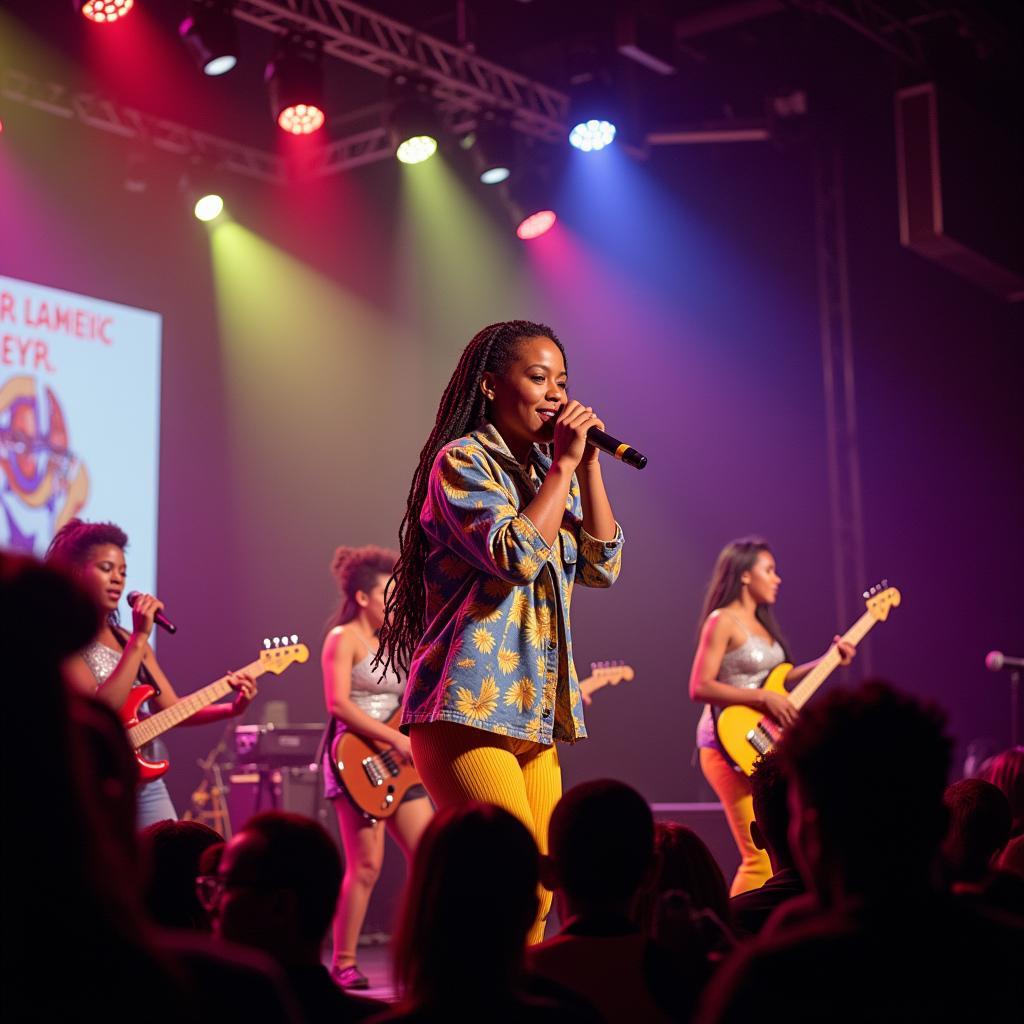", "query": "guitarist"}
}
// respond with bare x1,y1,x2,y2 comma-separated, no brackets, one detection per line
689,537,855,897
320,545,432,991
46,519,257,828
